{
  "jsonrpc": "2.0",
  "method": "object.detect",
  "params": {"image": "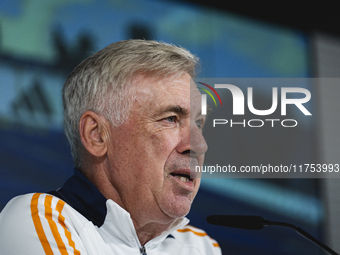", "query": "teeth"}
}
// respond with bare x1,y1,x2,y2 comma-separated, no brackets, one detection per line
179,176,189,183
